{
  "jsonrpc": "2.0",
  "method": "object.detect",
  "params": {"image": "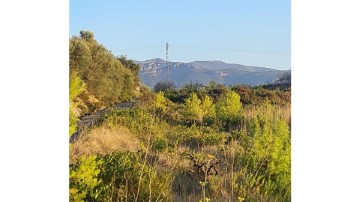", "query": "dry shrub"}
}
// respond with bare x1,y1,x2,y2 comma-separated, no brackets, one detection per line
70,124,141,164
